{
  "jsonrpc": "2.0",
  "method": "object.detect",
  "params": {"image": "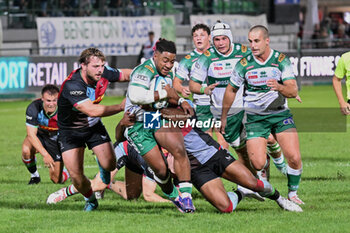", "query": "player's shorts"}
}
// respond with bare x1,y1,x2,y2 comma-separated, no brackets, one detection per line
127,121,162,156
37,132,62,162
58,121,111,153
195,105,214,132
191,149,236,190
245,110,296,140
222,110,245,149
